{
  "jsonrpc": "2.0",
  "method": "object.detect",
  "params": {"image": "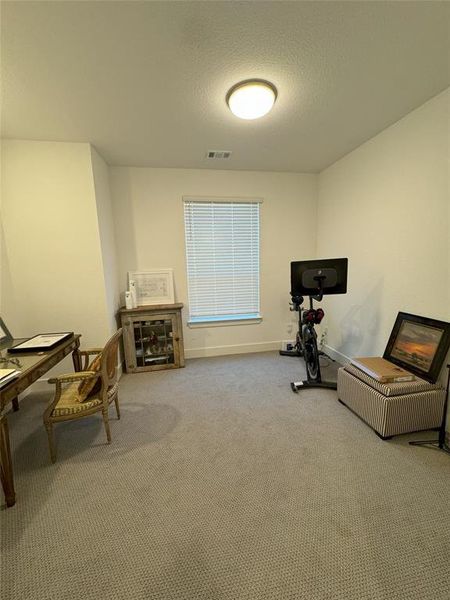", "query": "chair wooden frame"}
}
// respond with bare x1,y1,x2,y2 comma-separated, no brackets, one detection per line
43,329,123,463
